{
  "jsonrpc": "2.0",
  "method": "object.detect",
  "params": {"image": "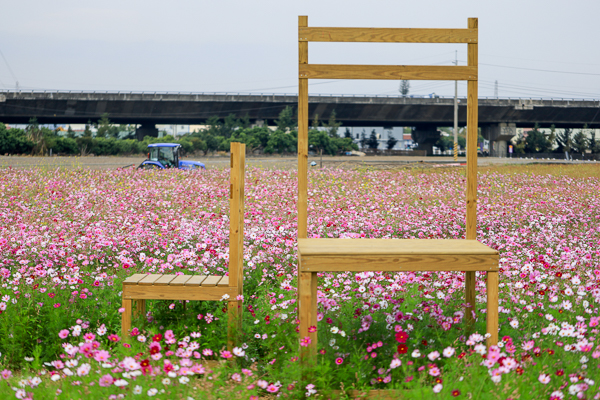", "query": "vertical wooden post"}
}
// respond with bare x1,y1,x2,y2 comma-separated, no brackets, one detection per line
228,142,245,350
121,298,132,338
486,271,499,346
298,15,309,240
133,299,145,319
299,270,318,367
465,17,478,327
